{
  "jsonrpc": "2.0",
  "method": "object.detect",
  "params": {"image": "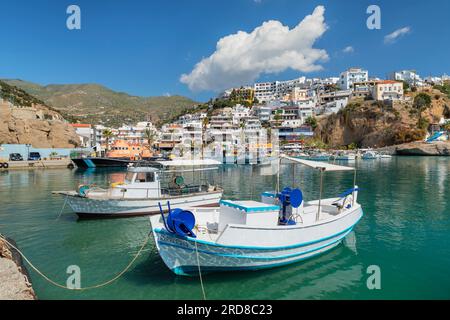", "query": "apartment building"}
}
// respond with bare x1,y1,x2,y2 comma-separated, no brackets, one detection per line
339,68,369,90
389,70,423,87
